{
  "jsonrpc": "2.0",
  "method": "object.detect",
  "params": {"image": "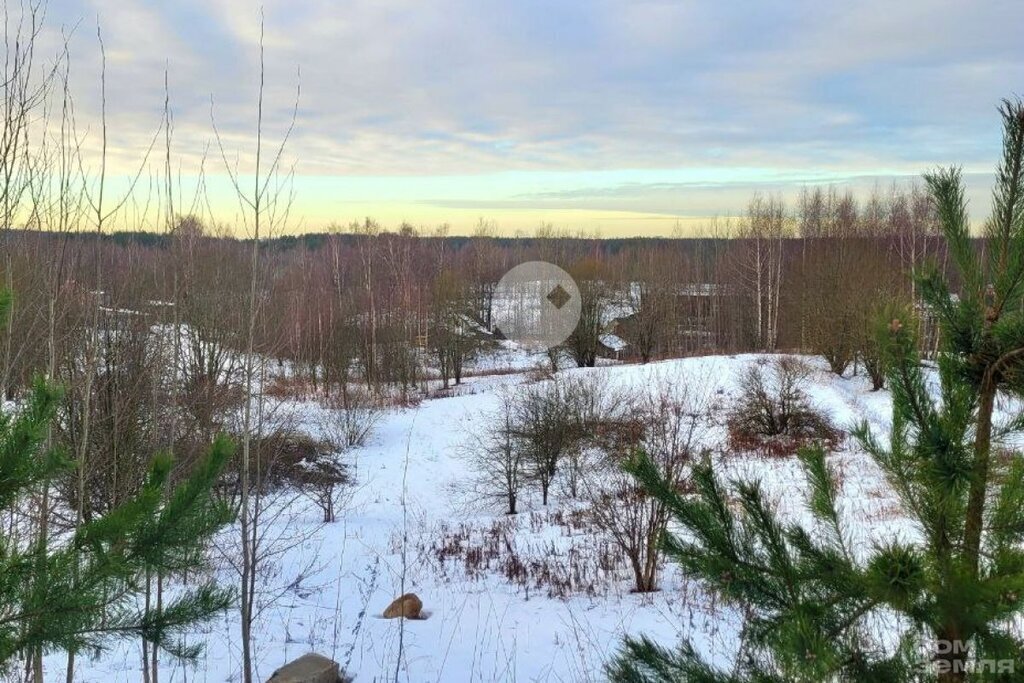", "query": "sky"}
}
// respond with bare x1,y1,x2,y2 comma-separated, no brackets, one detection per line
34,0,1024,236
